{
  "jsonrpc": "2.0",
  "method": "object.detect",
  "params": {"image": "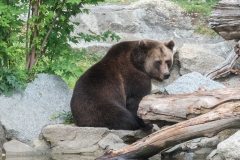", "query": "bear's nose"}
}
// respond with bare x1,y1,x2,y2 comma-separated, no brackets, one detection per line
164,73,170,79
